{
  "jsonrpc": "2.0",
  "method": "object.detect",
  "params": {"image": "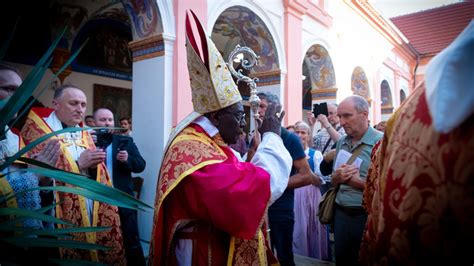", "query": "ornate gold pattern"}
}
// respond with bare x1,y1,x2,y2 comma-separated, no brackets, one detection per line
20,109,125,265
360,85,474,264
185,14,242,114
